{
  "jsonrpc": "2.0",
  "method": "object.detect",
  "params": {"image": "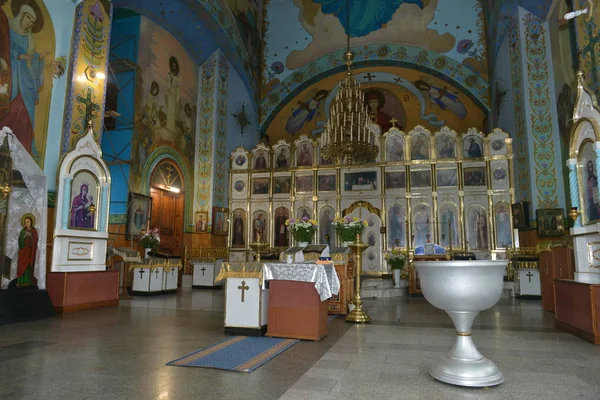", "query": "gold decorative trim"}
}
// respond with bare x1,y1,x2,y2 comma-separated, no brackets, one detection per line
456,331,471,336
